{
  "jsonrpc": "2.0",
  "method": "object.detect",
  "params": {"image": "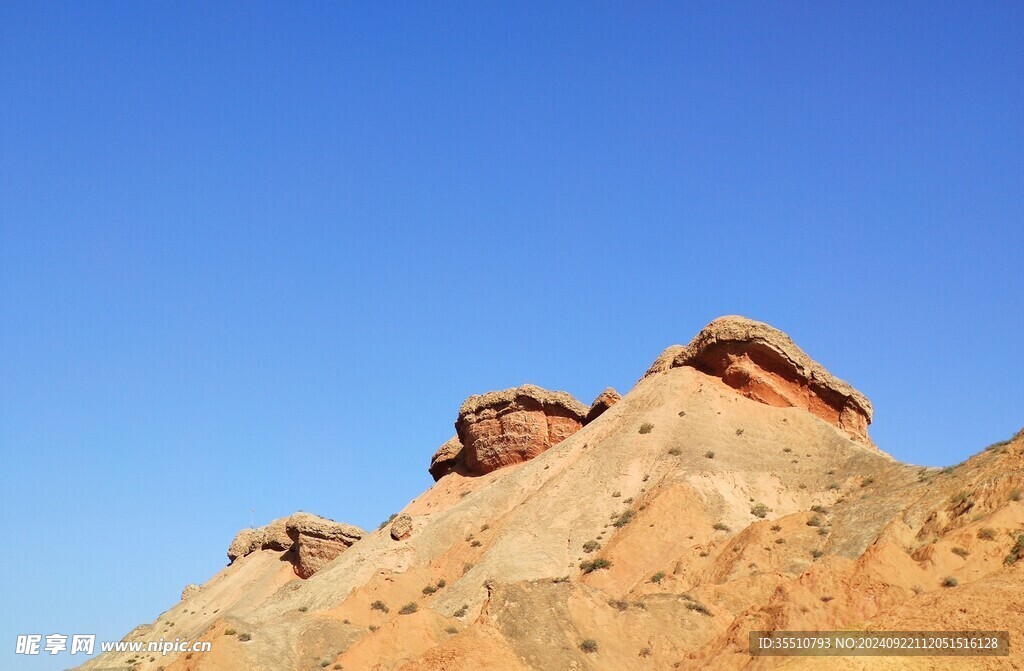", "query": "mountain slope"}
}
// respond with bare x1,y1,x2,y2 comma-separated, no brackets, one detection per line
78,317,1024,671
